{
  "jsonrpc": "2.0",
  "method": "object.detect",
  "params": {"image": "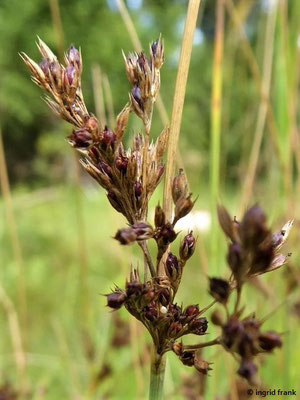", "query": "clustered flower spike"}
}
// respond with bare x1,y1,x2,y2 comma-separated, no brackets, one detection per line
22,37,293,387
21,38,168,224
